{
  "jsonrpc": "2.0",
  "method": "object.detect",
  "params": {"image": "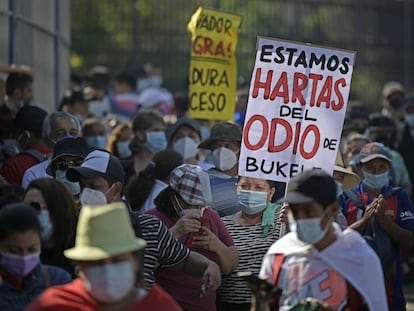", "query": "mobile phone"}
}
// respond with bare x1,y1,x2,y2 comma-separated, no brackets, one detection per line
235,271,277,294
